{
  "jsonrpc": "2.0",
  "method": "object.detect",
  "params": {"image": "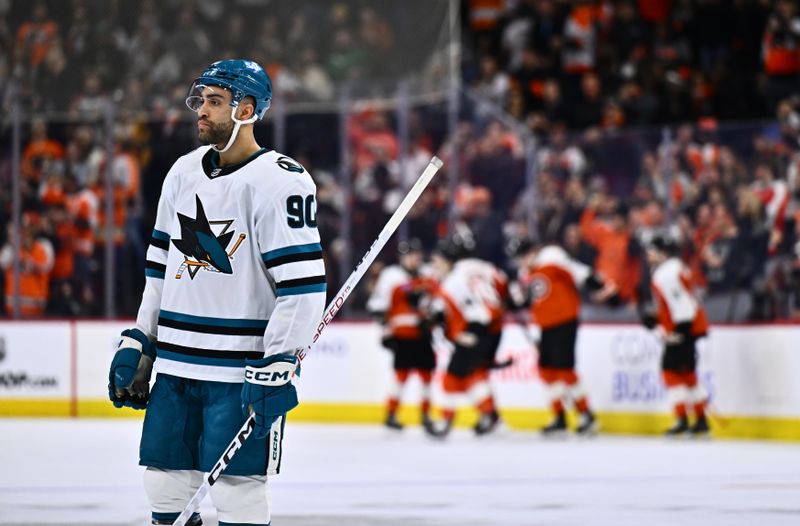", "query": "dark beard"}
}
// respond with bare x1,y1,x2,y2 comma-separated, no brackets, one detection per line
199,120,233,146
